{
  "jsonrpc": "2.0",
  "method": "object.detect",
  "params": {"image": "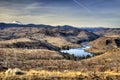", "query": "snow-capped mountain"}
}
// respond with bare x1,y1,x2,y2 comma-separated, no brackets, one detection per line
11,21,22,24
